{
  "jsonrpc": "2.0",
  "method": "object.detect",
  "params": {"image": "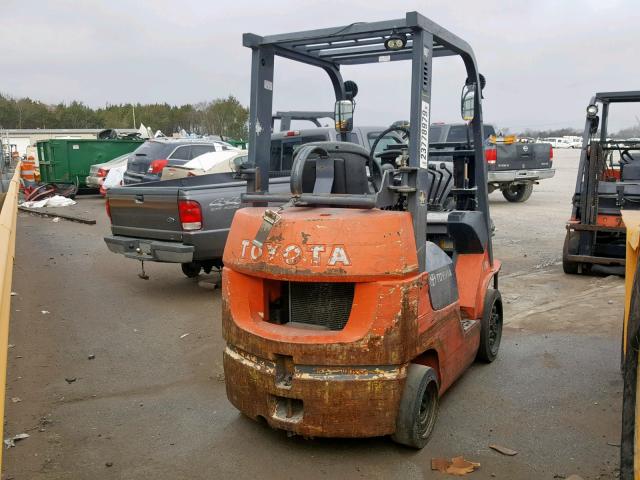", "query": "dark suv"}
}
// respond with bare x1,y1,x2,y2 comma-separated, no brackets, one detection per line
123,138,237,184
